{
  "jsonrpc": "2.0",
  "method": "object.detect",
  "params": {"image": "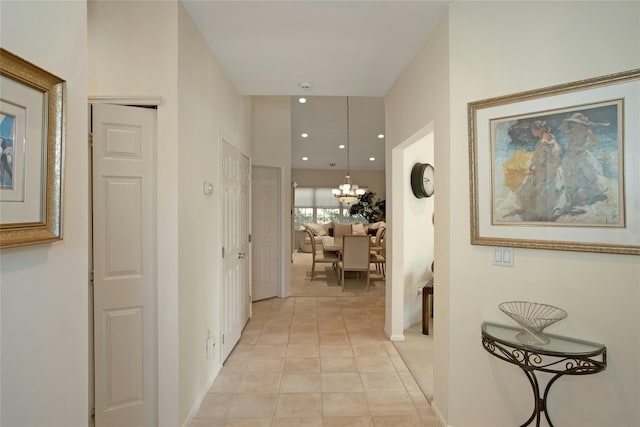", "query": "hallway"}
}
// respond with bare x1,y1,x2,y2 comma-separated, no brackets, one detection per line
189,296,439,426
